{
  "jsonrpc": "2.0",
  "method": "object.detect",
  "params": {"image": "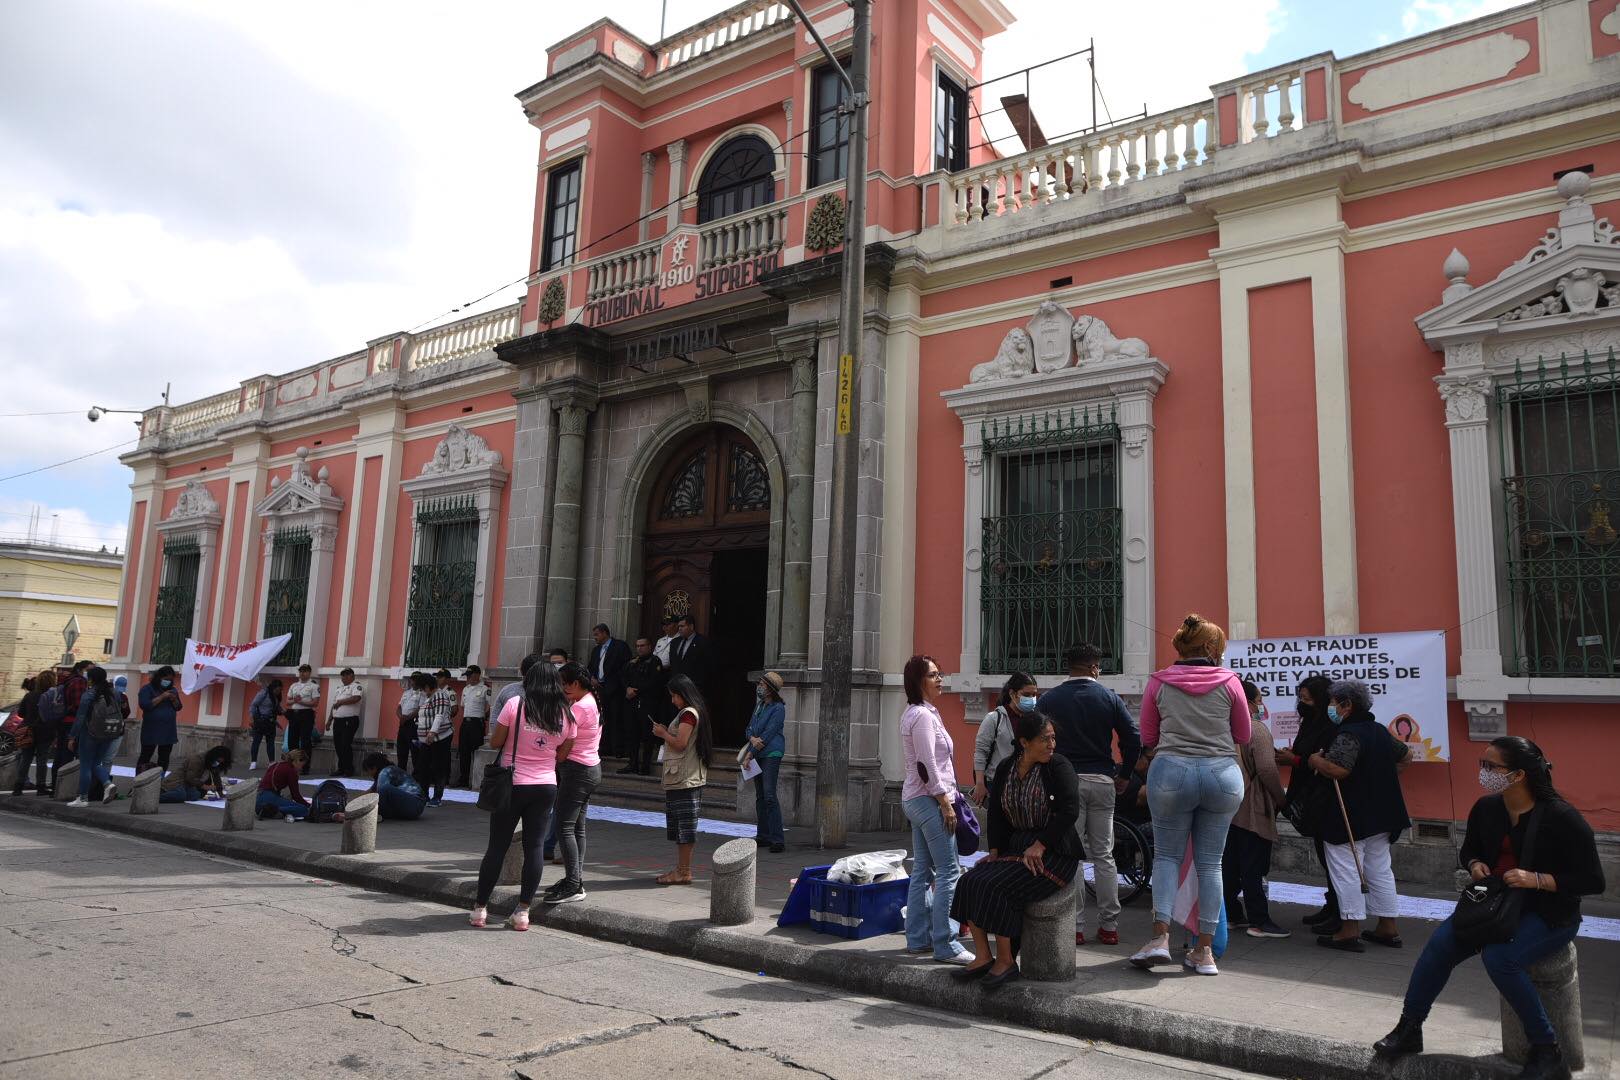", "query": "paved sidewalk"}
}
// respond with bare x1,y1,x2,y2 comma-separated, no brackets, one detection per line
2,788,1614,1079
